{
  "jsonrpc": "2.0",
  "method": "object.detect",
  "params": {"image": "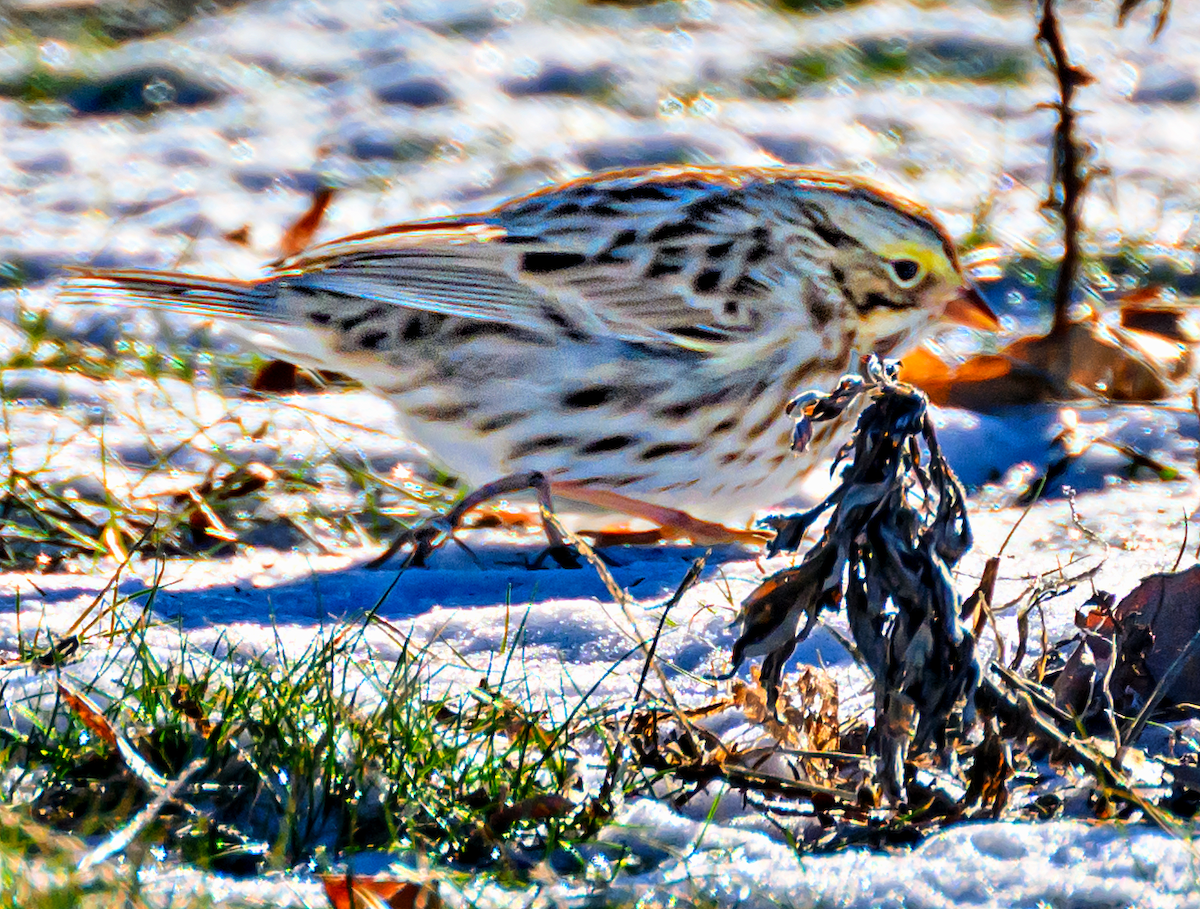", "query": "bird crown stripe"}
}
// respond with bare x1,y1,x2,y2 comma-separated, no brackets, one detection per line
510,165,945,229
273,168,952,271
